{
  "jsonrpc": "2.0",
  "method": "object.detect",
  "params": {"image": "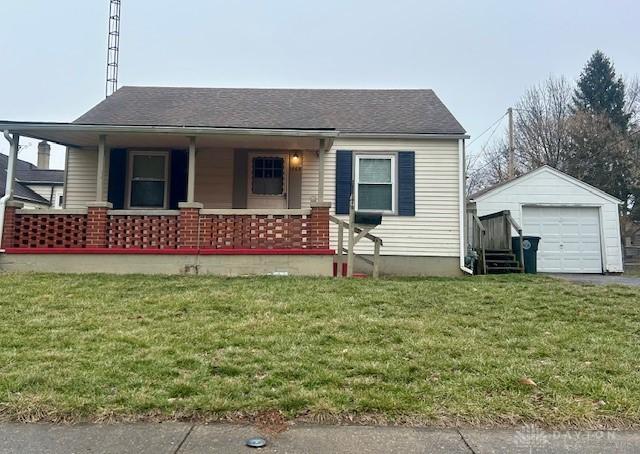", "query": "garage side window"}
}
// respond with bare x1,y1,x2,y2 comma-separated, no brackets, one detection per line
355,154,396,213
